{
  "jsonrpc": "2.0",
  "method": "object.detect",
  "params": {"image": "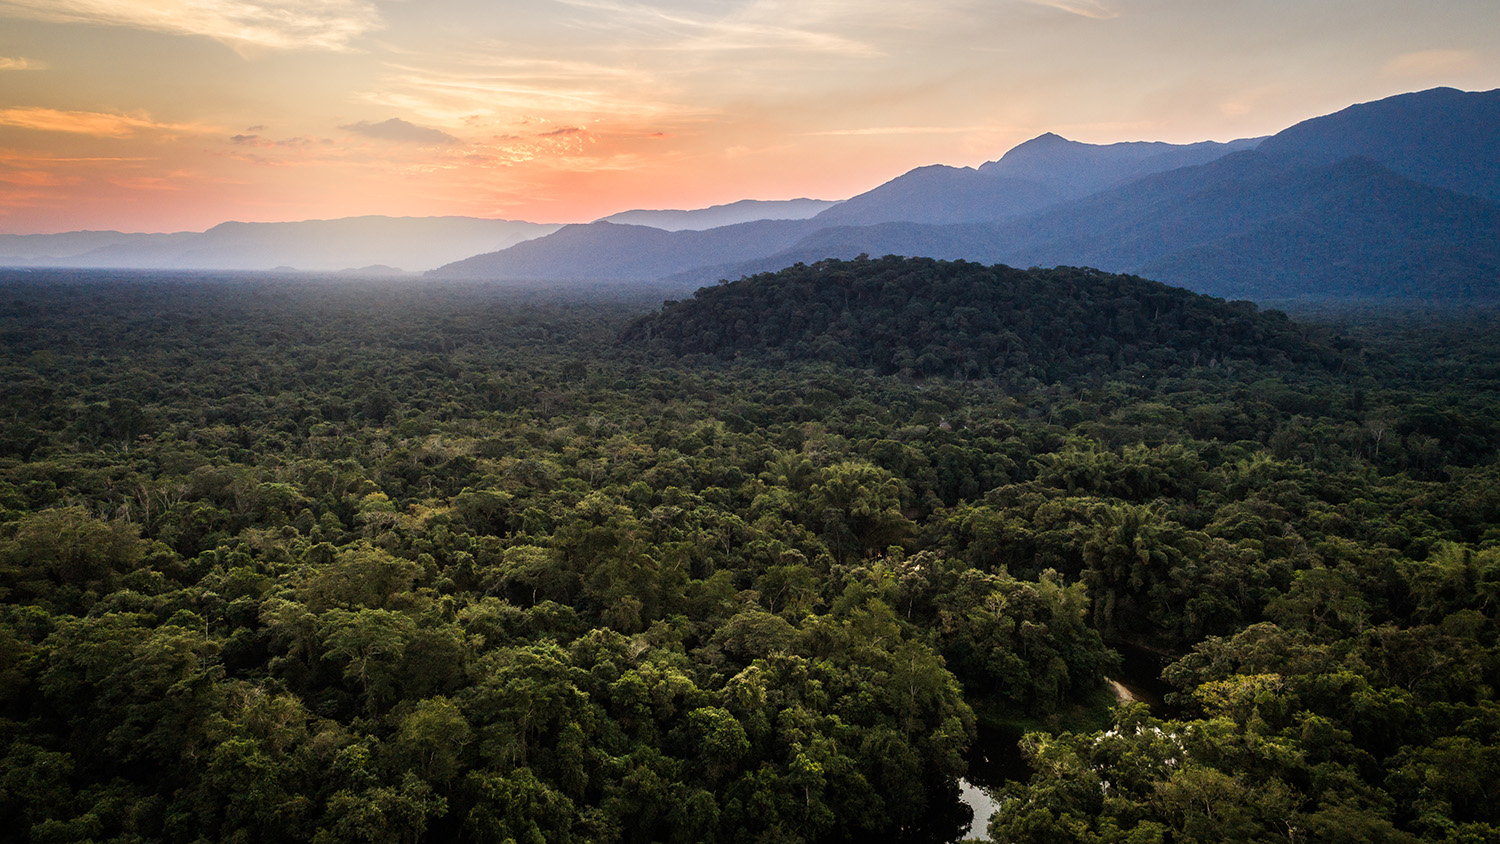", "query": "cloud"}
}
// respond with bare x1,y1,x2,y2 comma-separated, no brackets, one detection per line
230,133,316,148
0,169,69,188
551,0,879,56
109,174,185,192
360,58,707,126
0,0,381,54
0,151,149,164
1383,49,1479,79
339,117,460,145
538,126,586,137
0,107,207,137
1025,0,1118,20
807,125,996,136
0,56,44,70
